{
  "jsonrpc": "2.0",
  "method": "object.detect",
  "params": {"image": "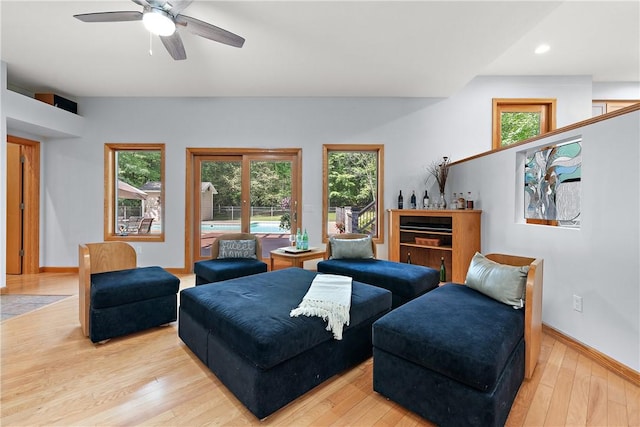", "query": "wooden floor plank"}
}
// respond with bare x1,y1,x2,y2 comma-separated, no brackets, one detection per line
566,353,593,426
544,346,578,426
587,372,608,426
607,370,628,405
1,272,638,427
608,400,629,427
626,379,640,427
